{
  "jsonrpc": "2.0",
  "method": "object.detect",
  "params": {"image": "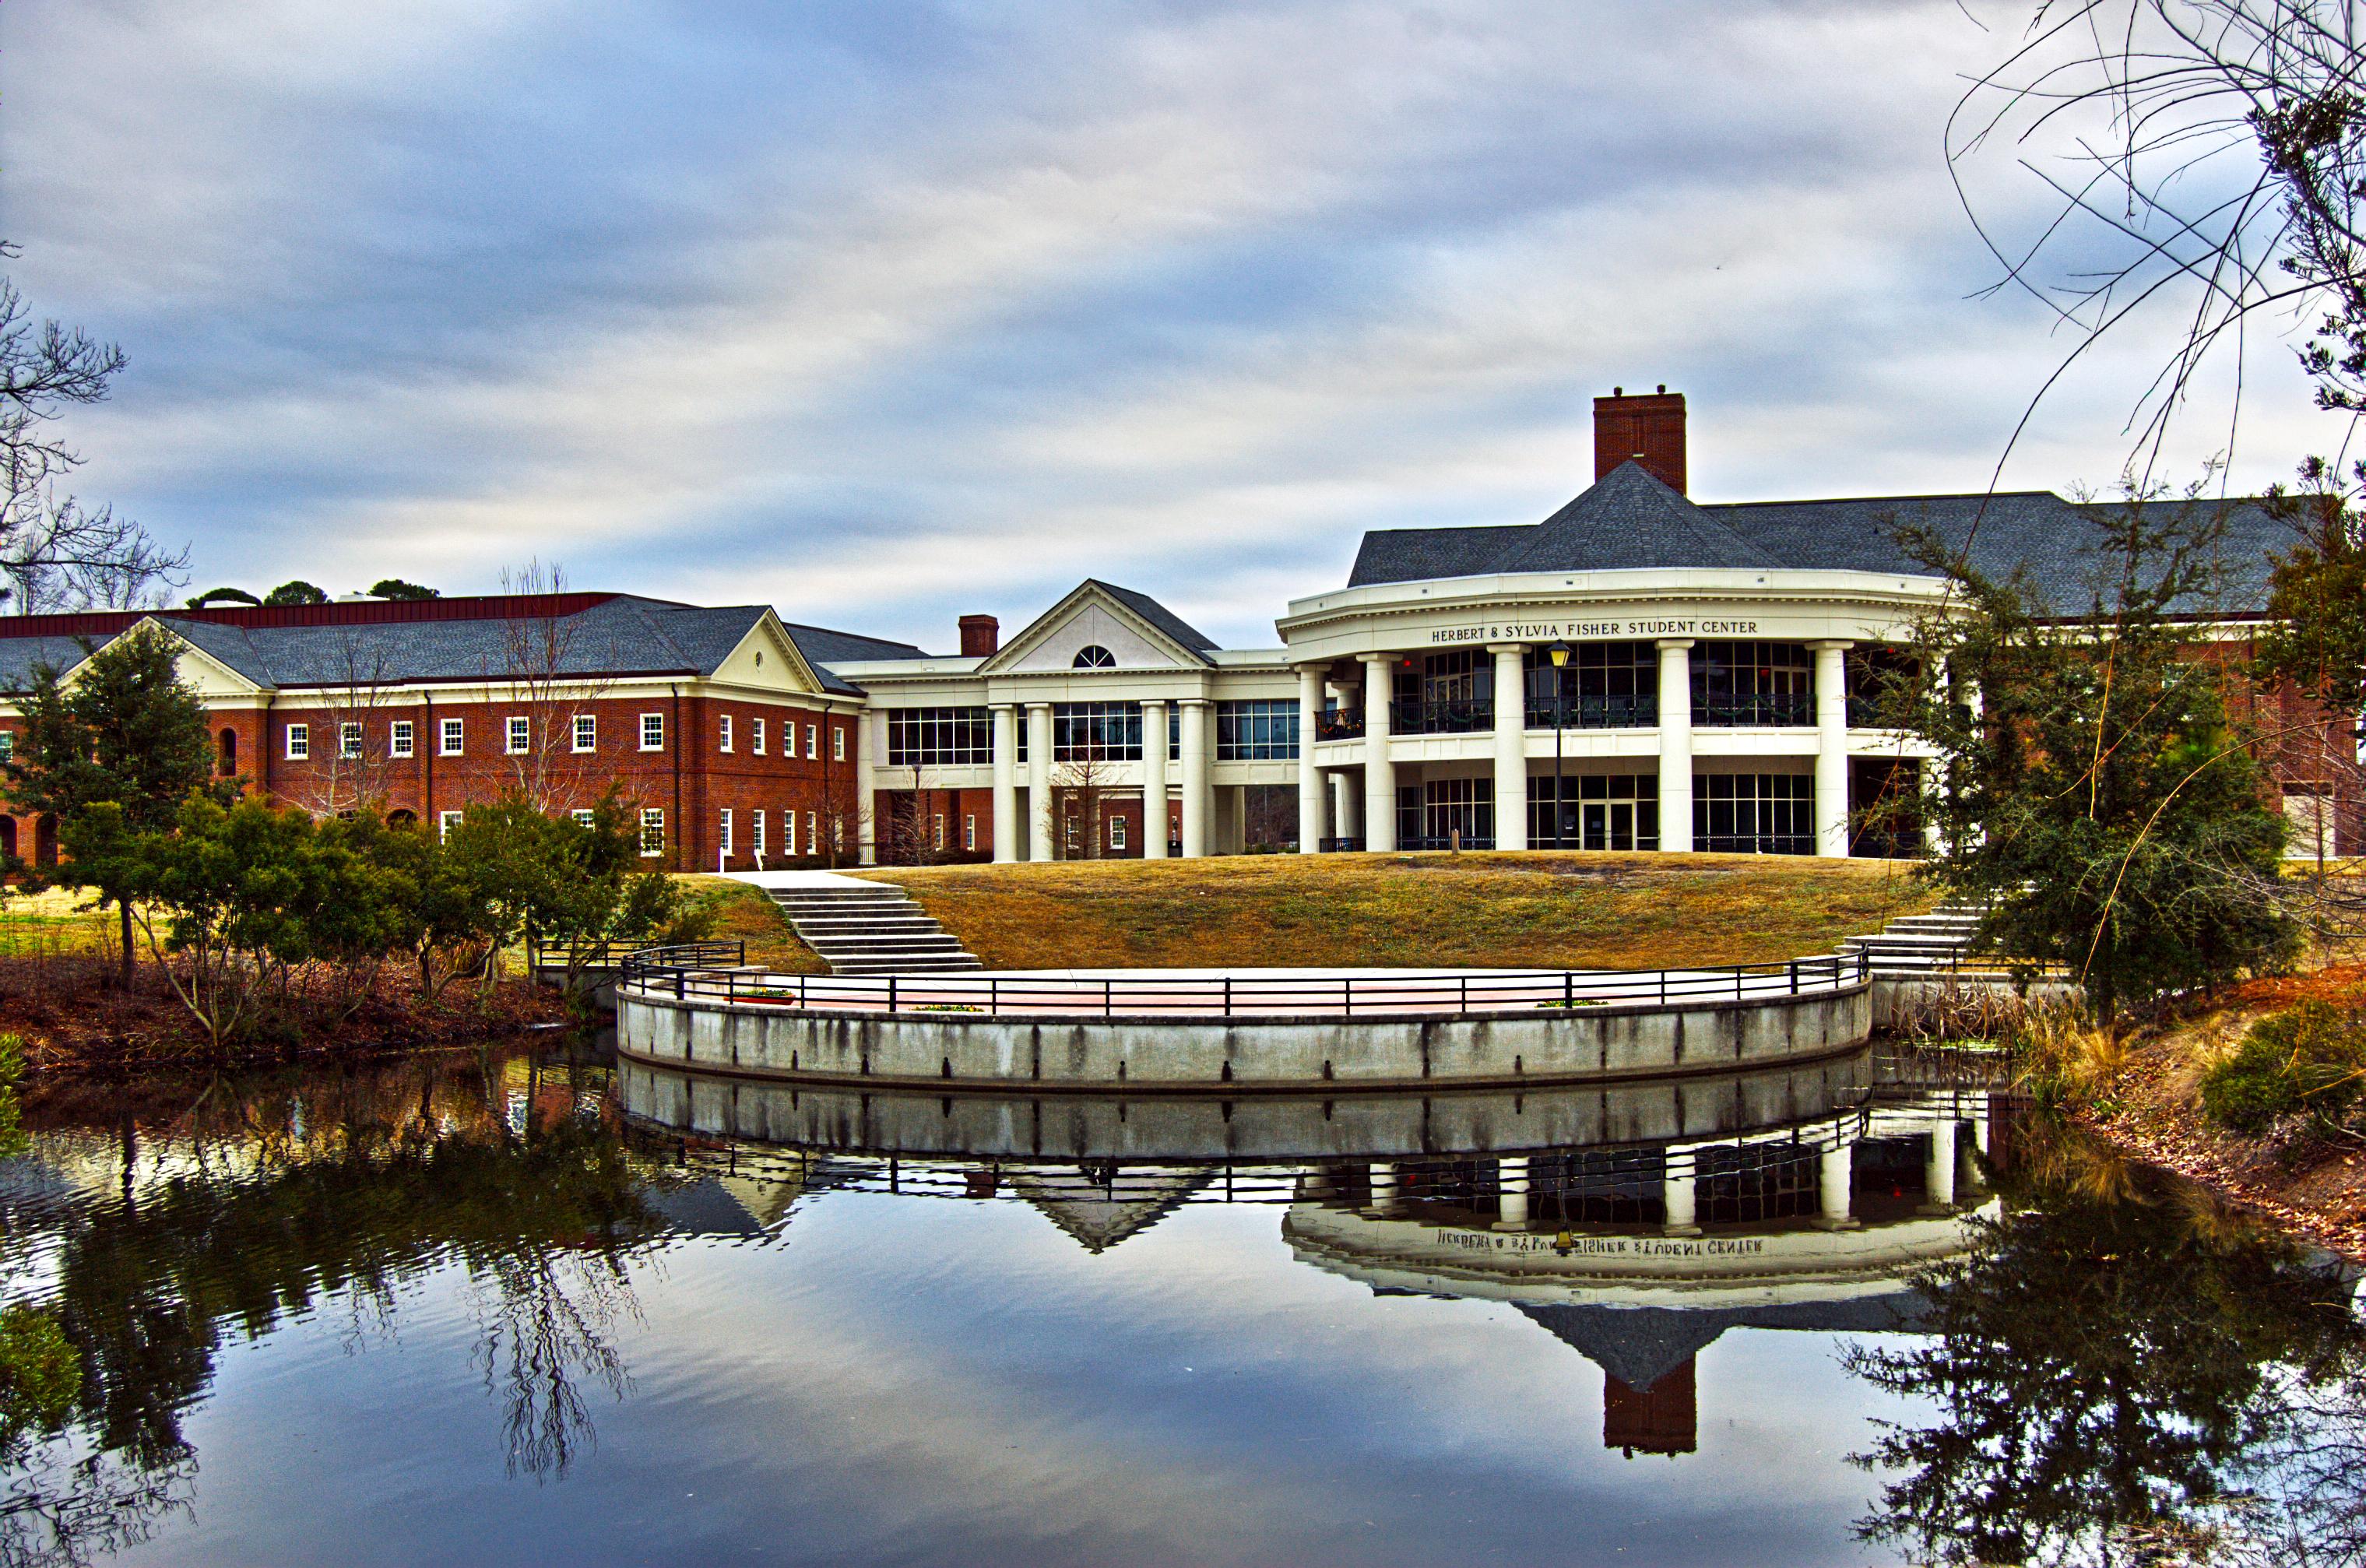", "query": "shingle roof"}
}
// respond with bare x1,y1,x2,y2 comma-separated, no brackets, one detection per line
1503,461,1778,573
1347,473,2294,615
1091,580,1219,654
0,592,909,698
779,620,931,691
